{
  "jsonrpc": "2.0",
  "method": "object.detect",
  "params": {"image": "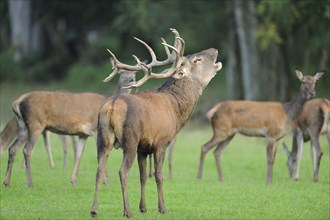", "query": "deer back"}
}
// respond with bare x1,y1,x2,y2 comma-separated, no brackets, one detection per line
210,101,289,138
13,91,106,135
